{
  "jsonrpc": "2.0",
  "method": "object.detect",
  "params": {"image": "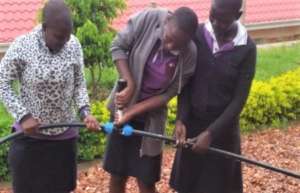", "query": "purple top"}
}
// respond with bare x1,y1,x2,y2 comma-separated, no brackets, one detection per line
139,41,178,100
203,27,235,56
